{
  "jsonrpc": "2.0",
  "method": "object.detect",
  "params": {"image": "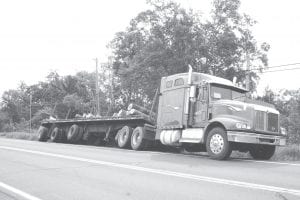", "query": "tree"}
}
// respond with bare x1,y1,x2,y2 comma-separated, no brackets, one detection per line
109,0,269,106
